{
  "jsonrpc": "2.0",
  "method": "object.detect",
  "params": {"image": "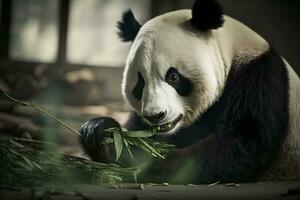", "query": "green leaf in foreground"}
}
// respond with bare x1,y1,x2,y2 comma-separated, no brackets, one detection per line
0,140,141,188
113,130,123,162
104,128,176,161
0,90,176,185
0,90,175,162
125,130,156,138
